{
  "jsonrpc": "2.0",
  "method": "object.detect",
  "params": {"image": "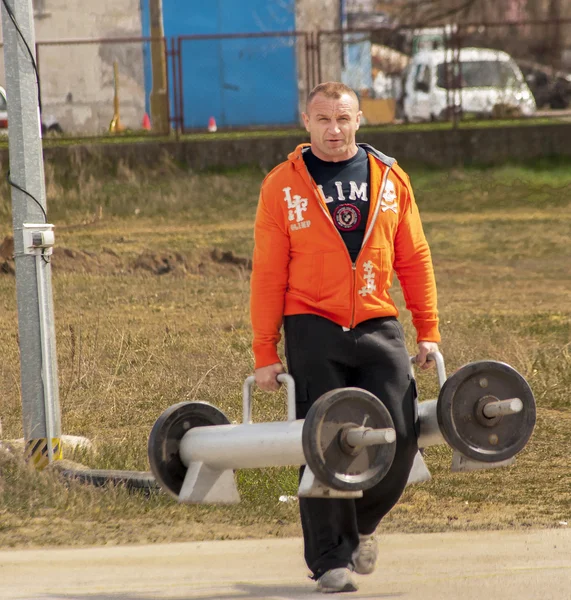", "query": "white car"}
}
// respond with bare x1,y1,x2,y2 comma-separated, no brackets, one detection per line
0,86,7,130
402,47,536,122
0,85,63,134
